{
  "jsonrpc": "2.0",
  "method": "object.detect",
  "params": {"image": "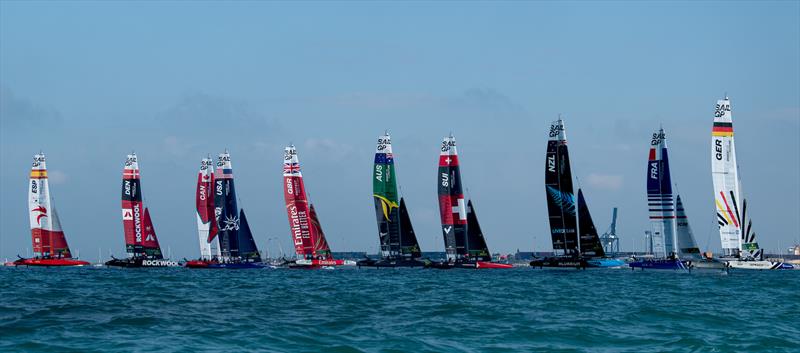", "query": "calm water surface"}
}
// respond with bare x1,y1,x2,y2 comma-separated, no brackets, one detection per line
1,267,798,352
